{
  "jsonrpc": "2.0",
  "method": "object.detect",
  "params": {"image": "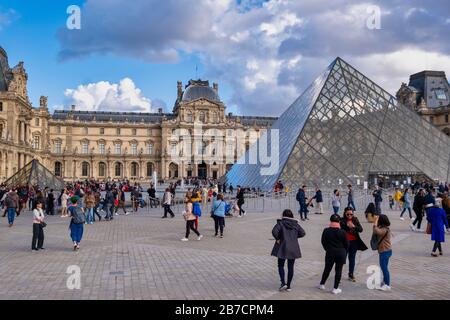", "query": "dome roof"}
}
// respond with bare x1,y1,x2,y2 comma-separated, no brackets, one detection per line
182,79,220,102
